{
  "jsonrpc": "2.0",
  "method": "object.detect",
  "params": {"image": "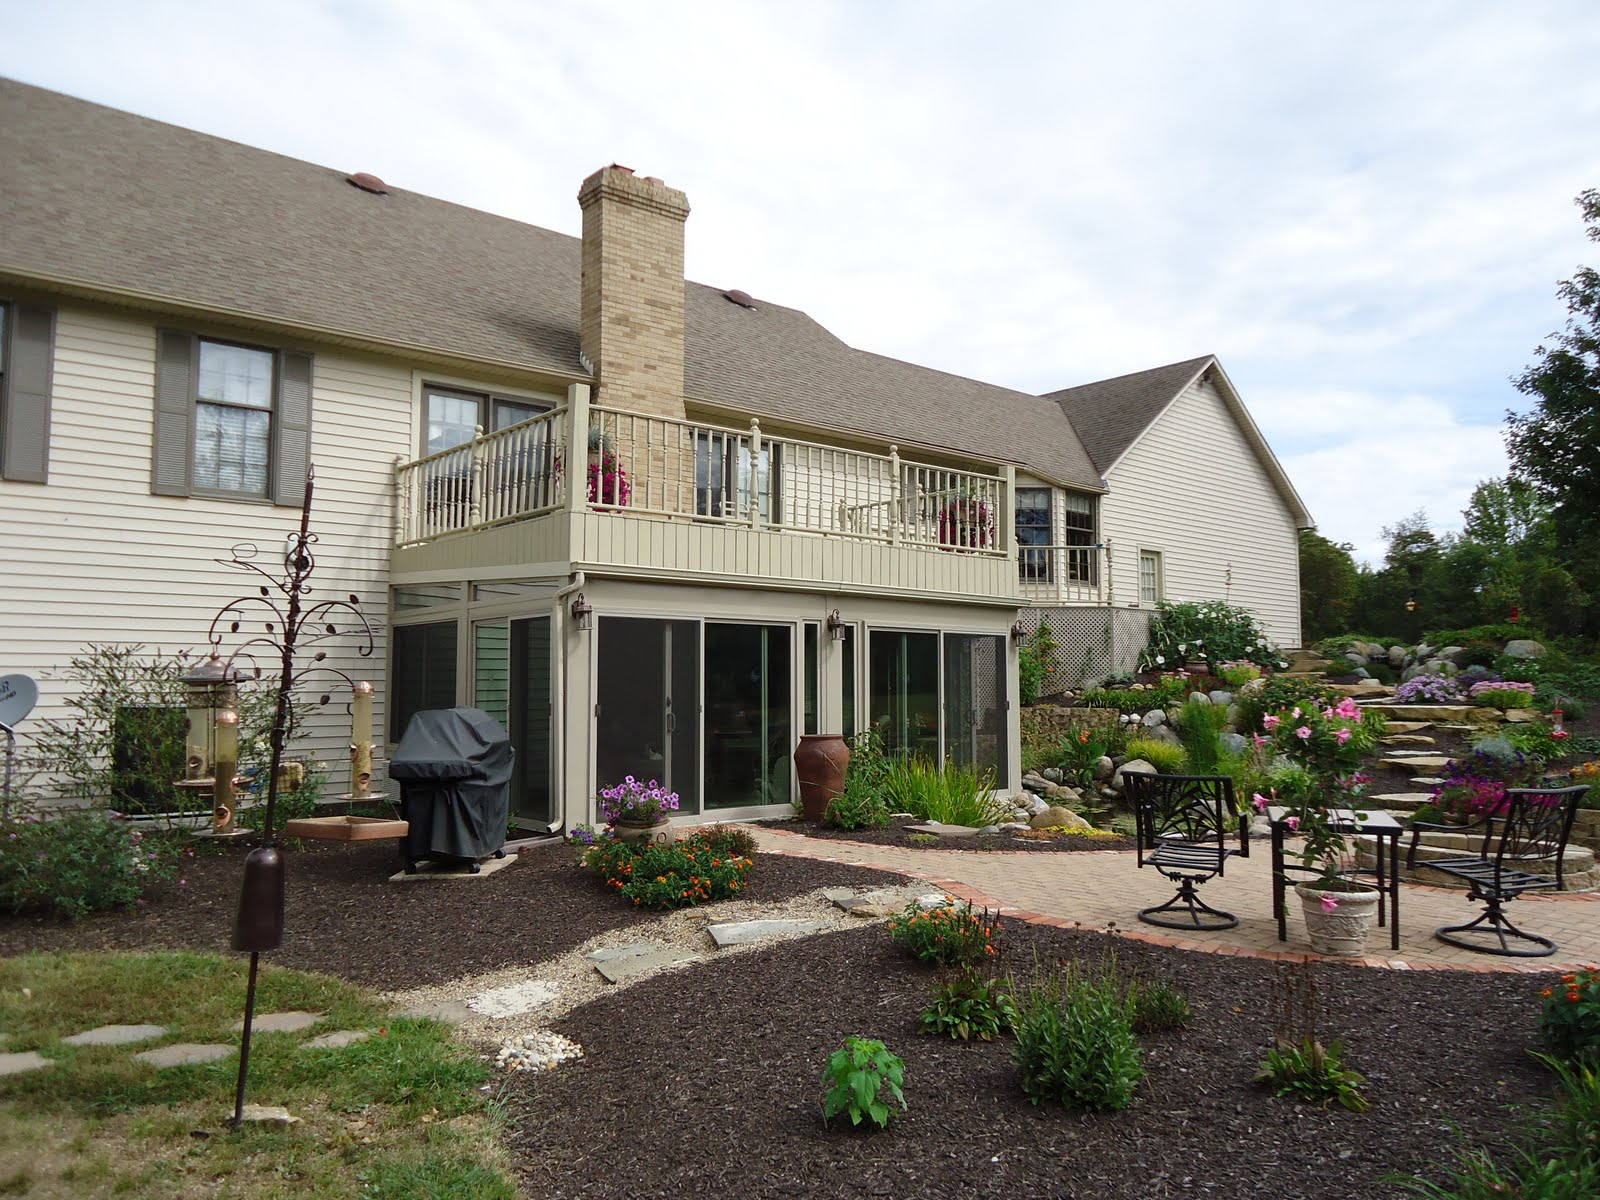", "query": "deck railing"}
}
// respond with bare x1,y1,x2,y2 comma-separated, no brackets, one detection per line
395,407,566,545
1017,543,1108,604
